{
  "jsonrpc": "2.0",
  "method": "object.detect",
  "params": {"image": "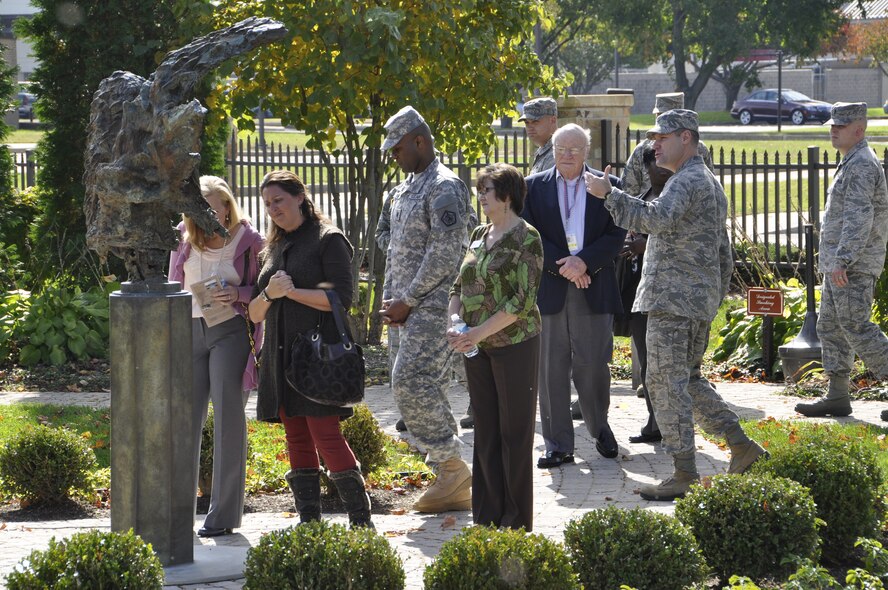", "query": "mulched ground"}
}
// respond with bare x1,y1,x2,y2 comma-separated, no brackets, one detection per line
0,345,417,523
0,486,421,523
